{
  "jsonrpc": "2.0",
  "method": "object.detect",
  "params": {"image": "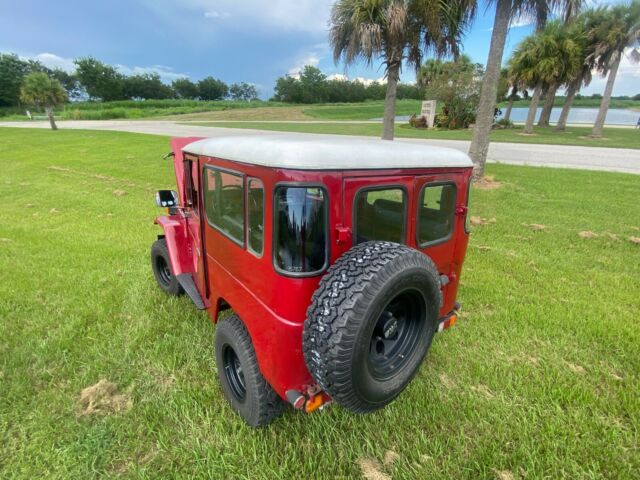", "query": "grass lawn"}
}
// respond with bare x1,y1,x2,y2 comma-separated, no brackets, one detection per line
184,121,640,149
1,127,639,479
